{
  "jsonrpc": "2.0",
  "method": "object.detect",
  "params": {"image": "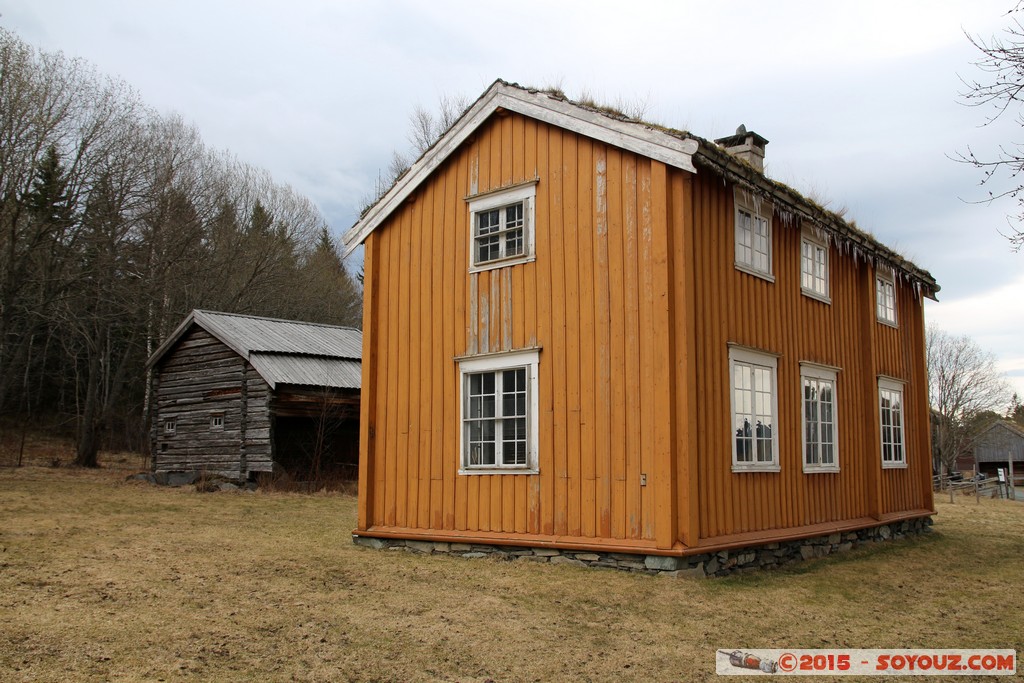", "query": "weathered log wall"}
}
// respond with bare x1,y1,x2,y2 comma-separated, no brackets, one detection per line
152,327,272,478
